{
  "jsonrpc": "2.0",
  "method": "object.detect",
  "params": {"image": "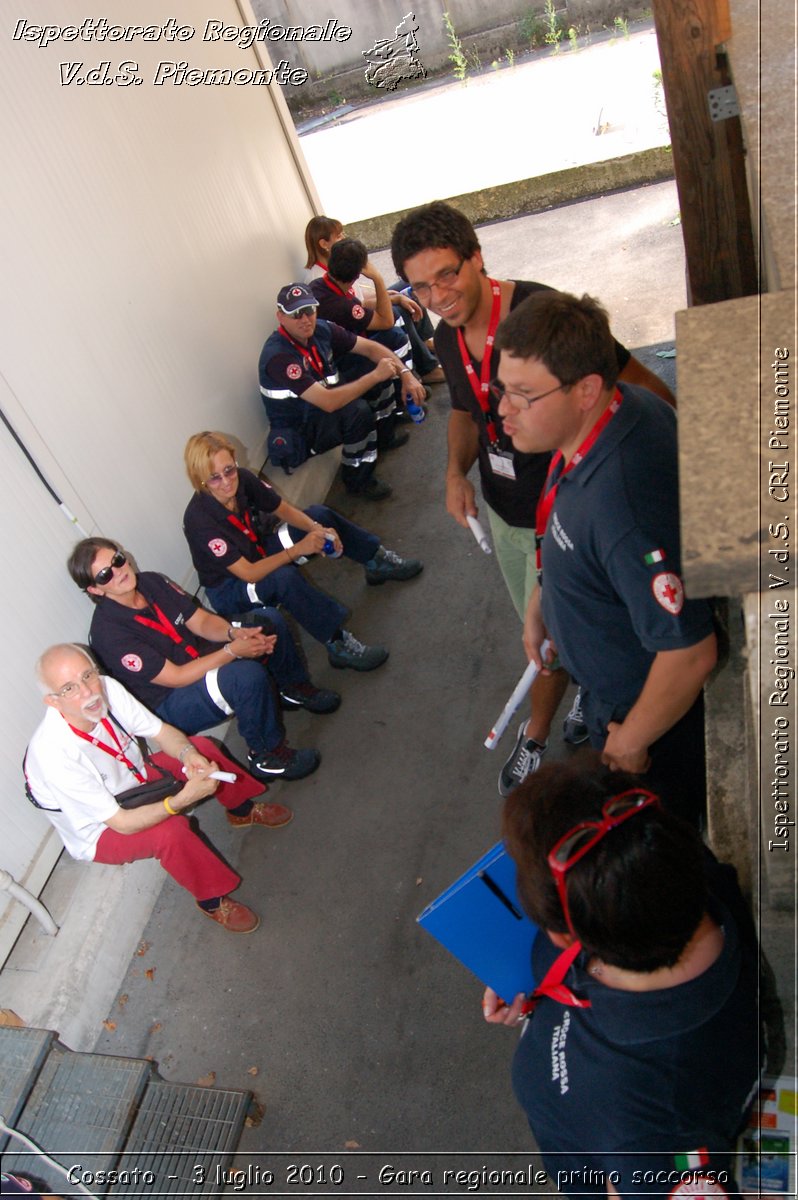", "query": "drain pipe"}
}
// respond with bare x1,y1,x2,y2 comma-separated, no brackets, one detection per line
0,870,58,937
